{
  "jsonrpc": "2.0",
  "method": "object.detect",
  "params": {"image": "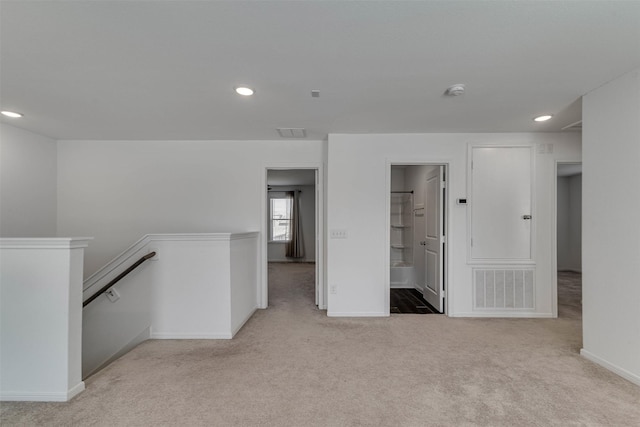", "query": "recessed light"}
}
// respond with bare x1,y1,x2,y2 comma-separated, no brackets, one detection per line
234,86,255,96
534,114,553,122
1,110,23,118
